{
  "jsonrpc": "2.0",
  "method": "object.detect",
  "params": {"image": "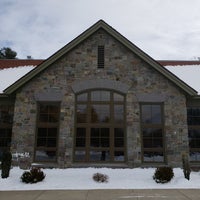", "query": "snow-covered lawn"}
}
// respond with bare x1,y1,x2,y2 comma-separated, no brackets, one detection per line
0,167,200,191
